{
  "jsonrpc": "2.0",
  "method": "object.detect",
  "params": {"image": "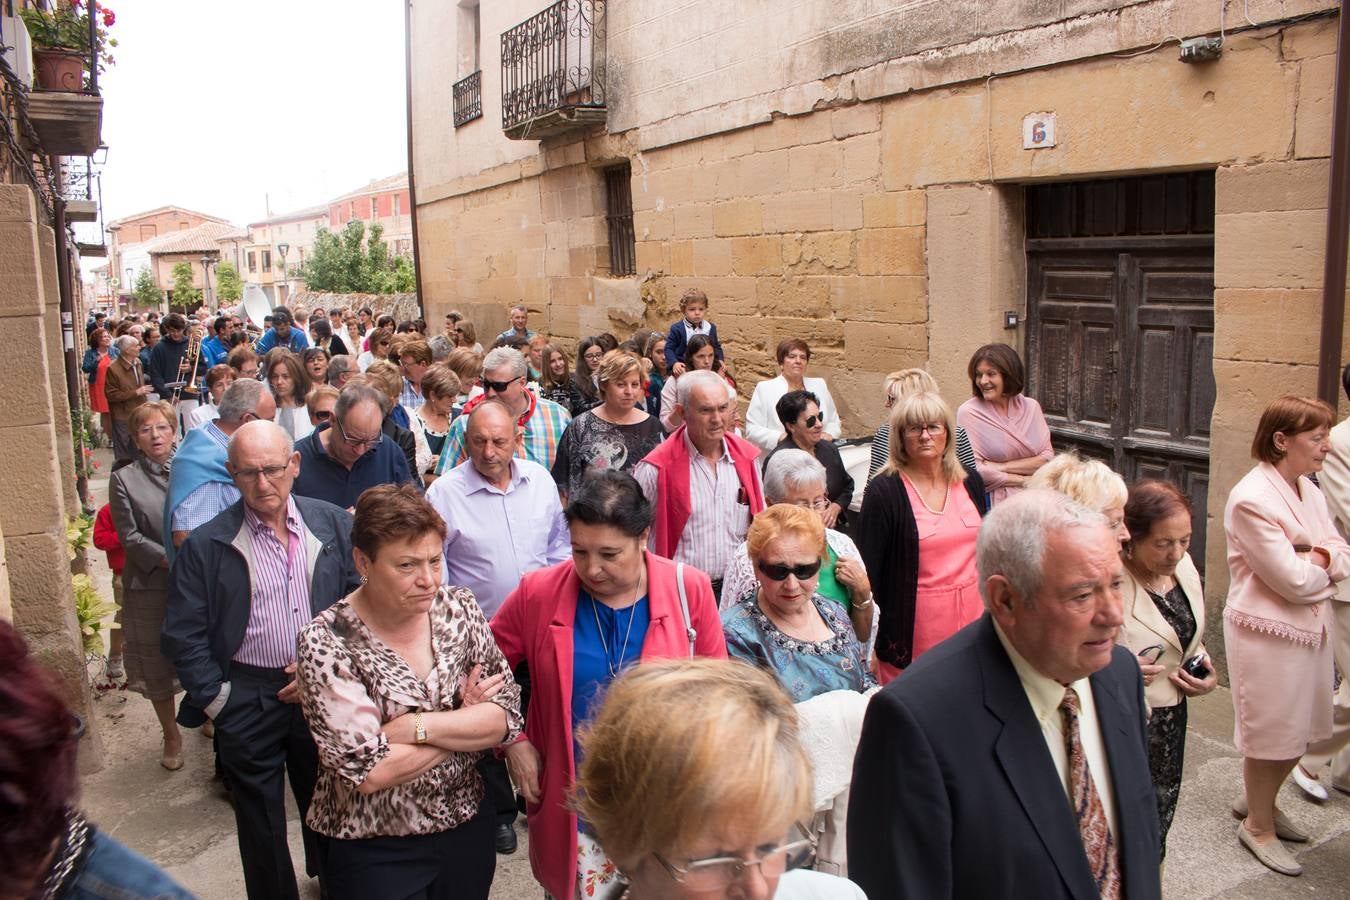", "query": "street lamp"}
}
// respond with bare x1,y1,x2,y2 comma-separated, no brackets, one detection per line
200,254,214,312
125,266,133,306
276,242,290,304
